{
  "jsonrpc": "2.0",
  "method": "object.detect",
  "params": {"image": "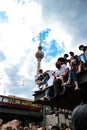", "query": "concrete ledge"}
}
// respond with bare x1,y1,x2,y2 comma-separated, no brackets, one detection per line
33,70,87,110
